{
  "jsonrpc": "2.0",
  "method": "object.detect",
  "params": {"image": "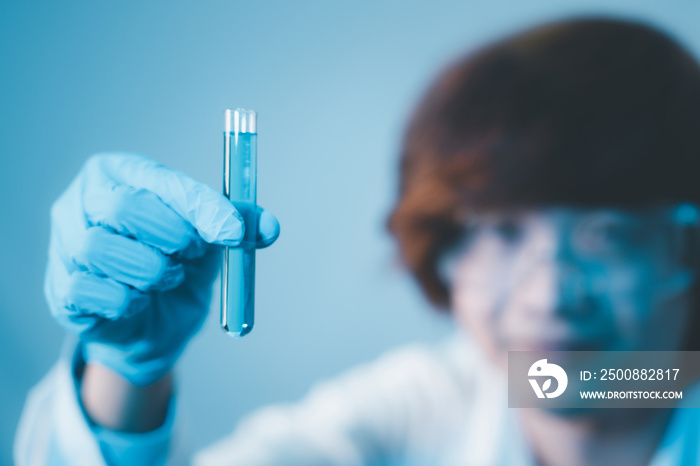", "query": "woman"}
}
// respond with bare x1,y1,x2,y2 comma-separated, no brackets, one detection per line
15,16,700,465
